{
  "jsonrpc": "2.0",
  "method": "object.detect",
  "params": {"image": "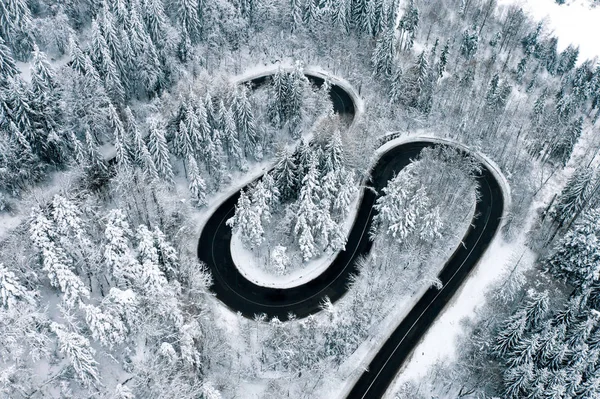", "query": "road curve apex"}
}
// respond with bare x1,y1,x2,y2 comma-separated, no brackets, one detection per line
376,133,512,227
230,64,365,119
